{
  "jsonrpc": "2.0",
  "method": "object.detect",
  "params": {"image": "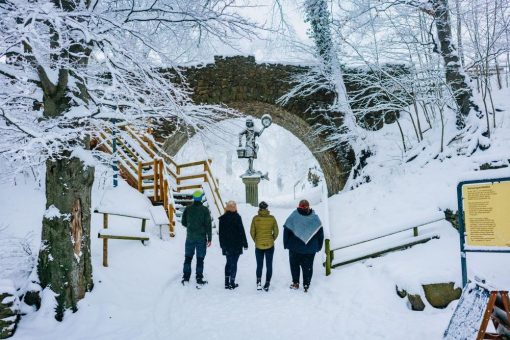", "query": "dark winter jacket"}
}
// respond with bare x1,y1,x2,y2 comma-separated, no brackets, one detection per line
219,211,248,255
182,201,212,242
283,209,324,254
